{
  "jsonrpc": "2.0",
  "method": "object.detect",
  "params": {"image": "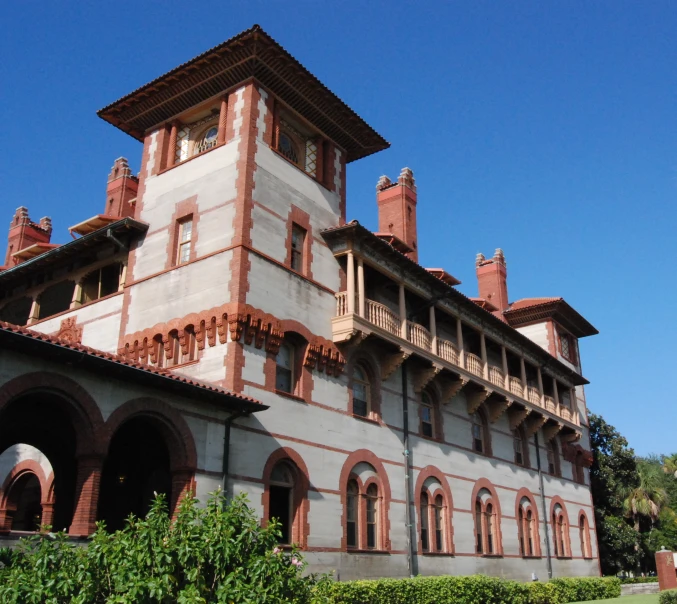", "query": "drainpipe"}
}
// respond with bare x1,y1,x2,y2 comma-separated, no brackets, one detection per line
105,228,127,251
222,412,246,500
401,356,416,578
534,432,553,579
